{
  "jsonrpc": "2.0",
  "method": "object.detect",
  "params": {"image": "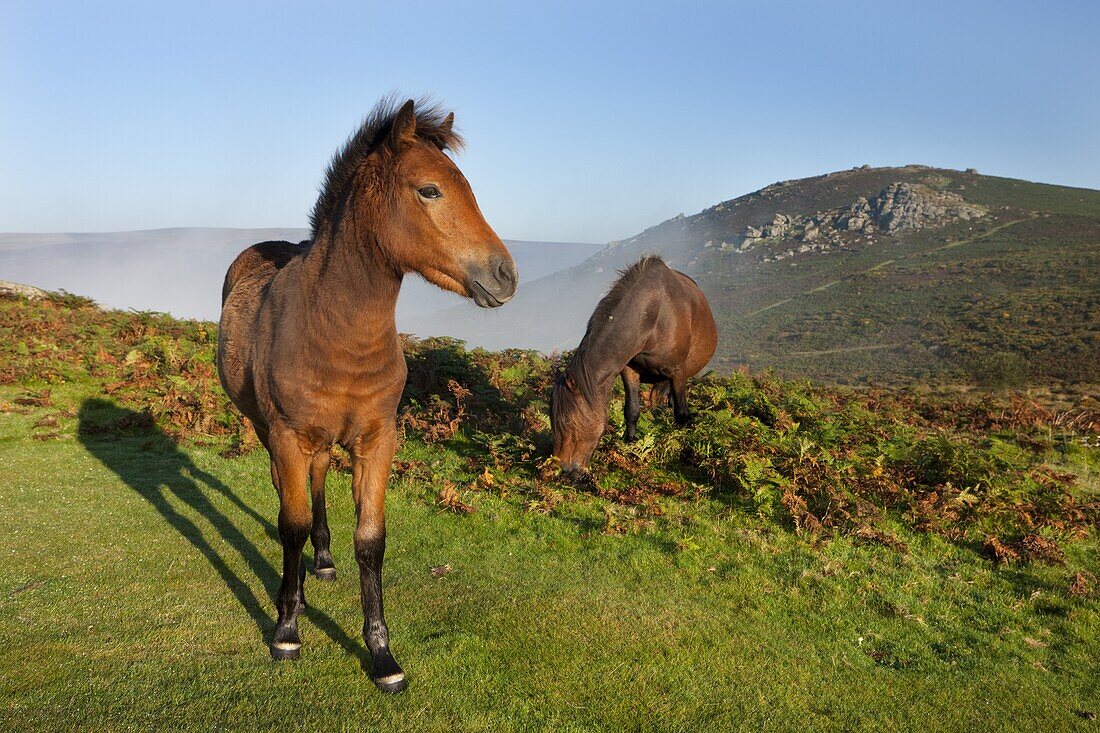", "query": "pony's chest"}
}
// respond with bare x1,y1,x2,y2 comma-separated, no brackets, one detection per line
314,359,405,406
311,371,403,407
273,357,406,430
